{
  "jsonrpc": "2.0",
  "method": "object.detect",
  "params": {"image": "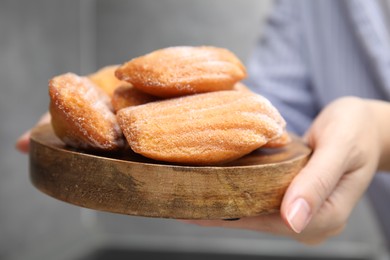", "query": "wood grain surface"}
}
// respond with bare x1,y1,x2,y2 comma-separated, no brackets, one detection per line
29,124,311,219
